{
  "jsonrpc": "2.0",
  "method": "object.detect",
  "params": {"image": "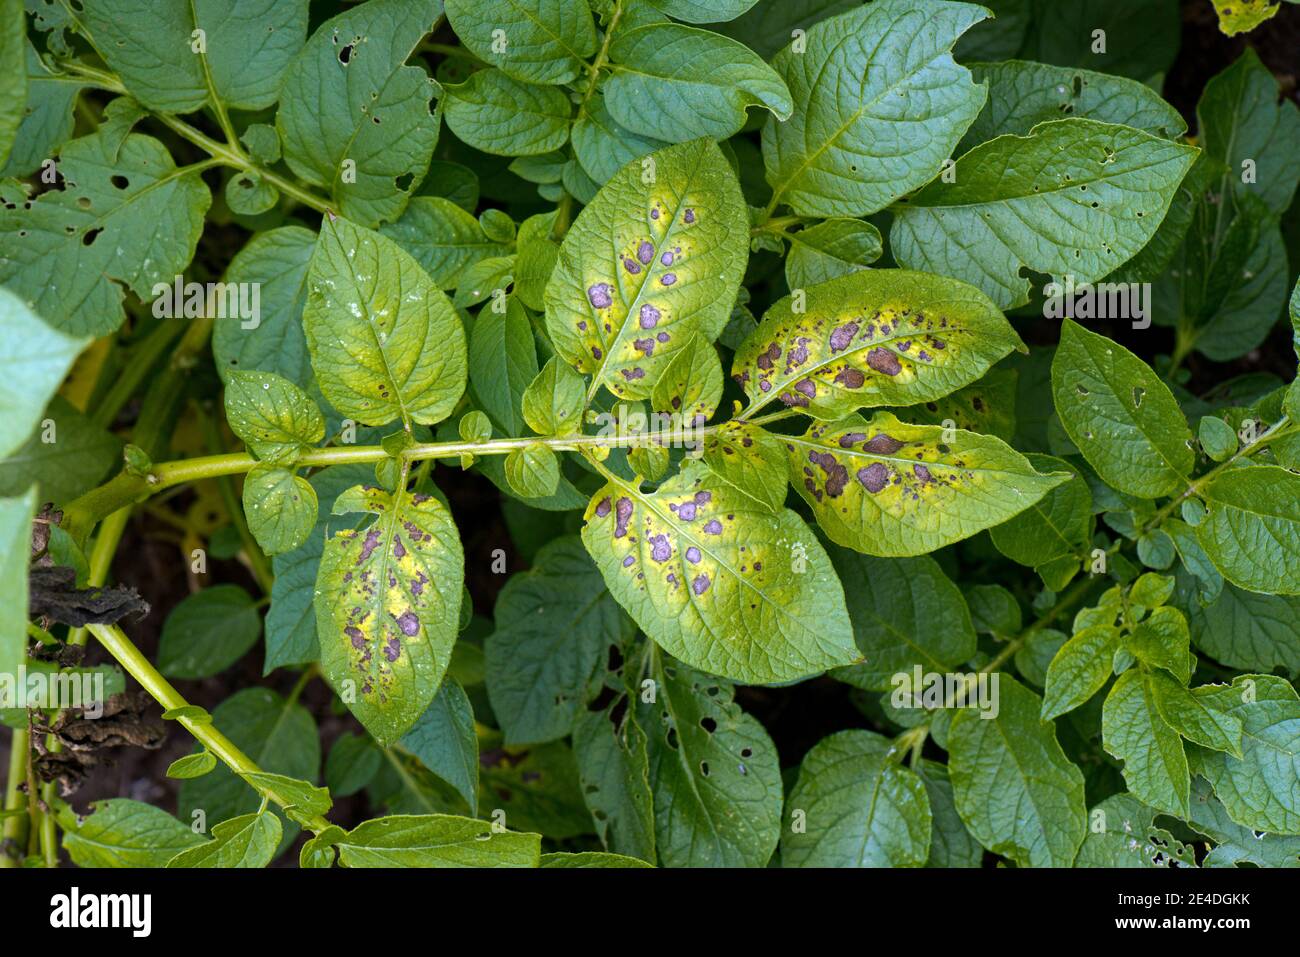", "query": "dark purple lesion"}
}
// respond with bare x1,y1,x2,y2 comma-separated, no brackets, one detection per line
857,462,889,493
393,610,420,637
809,450,849,498
639,304,660,329
865,348,901,376
864,433,904,454
587,282,613,309
614,497,633,538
